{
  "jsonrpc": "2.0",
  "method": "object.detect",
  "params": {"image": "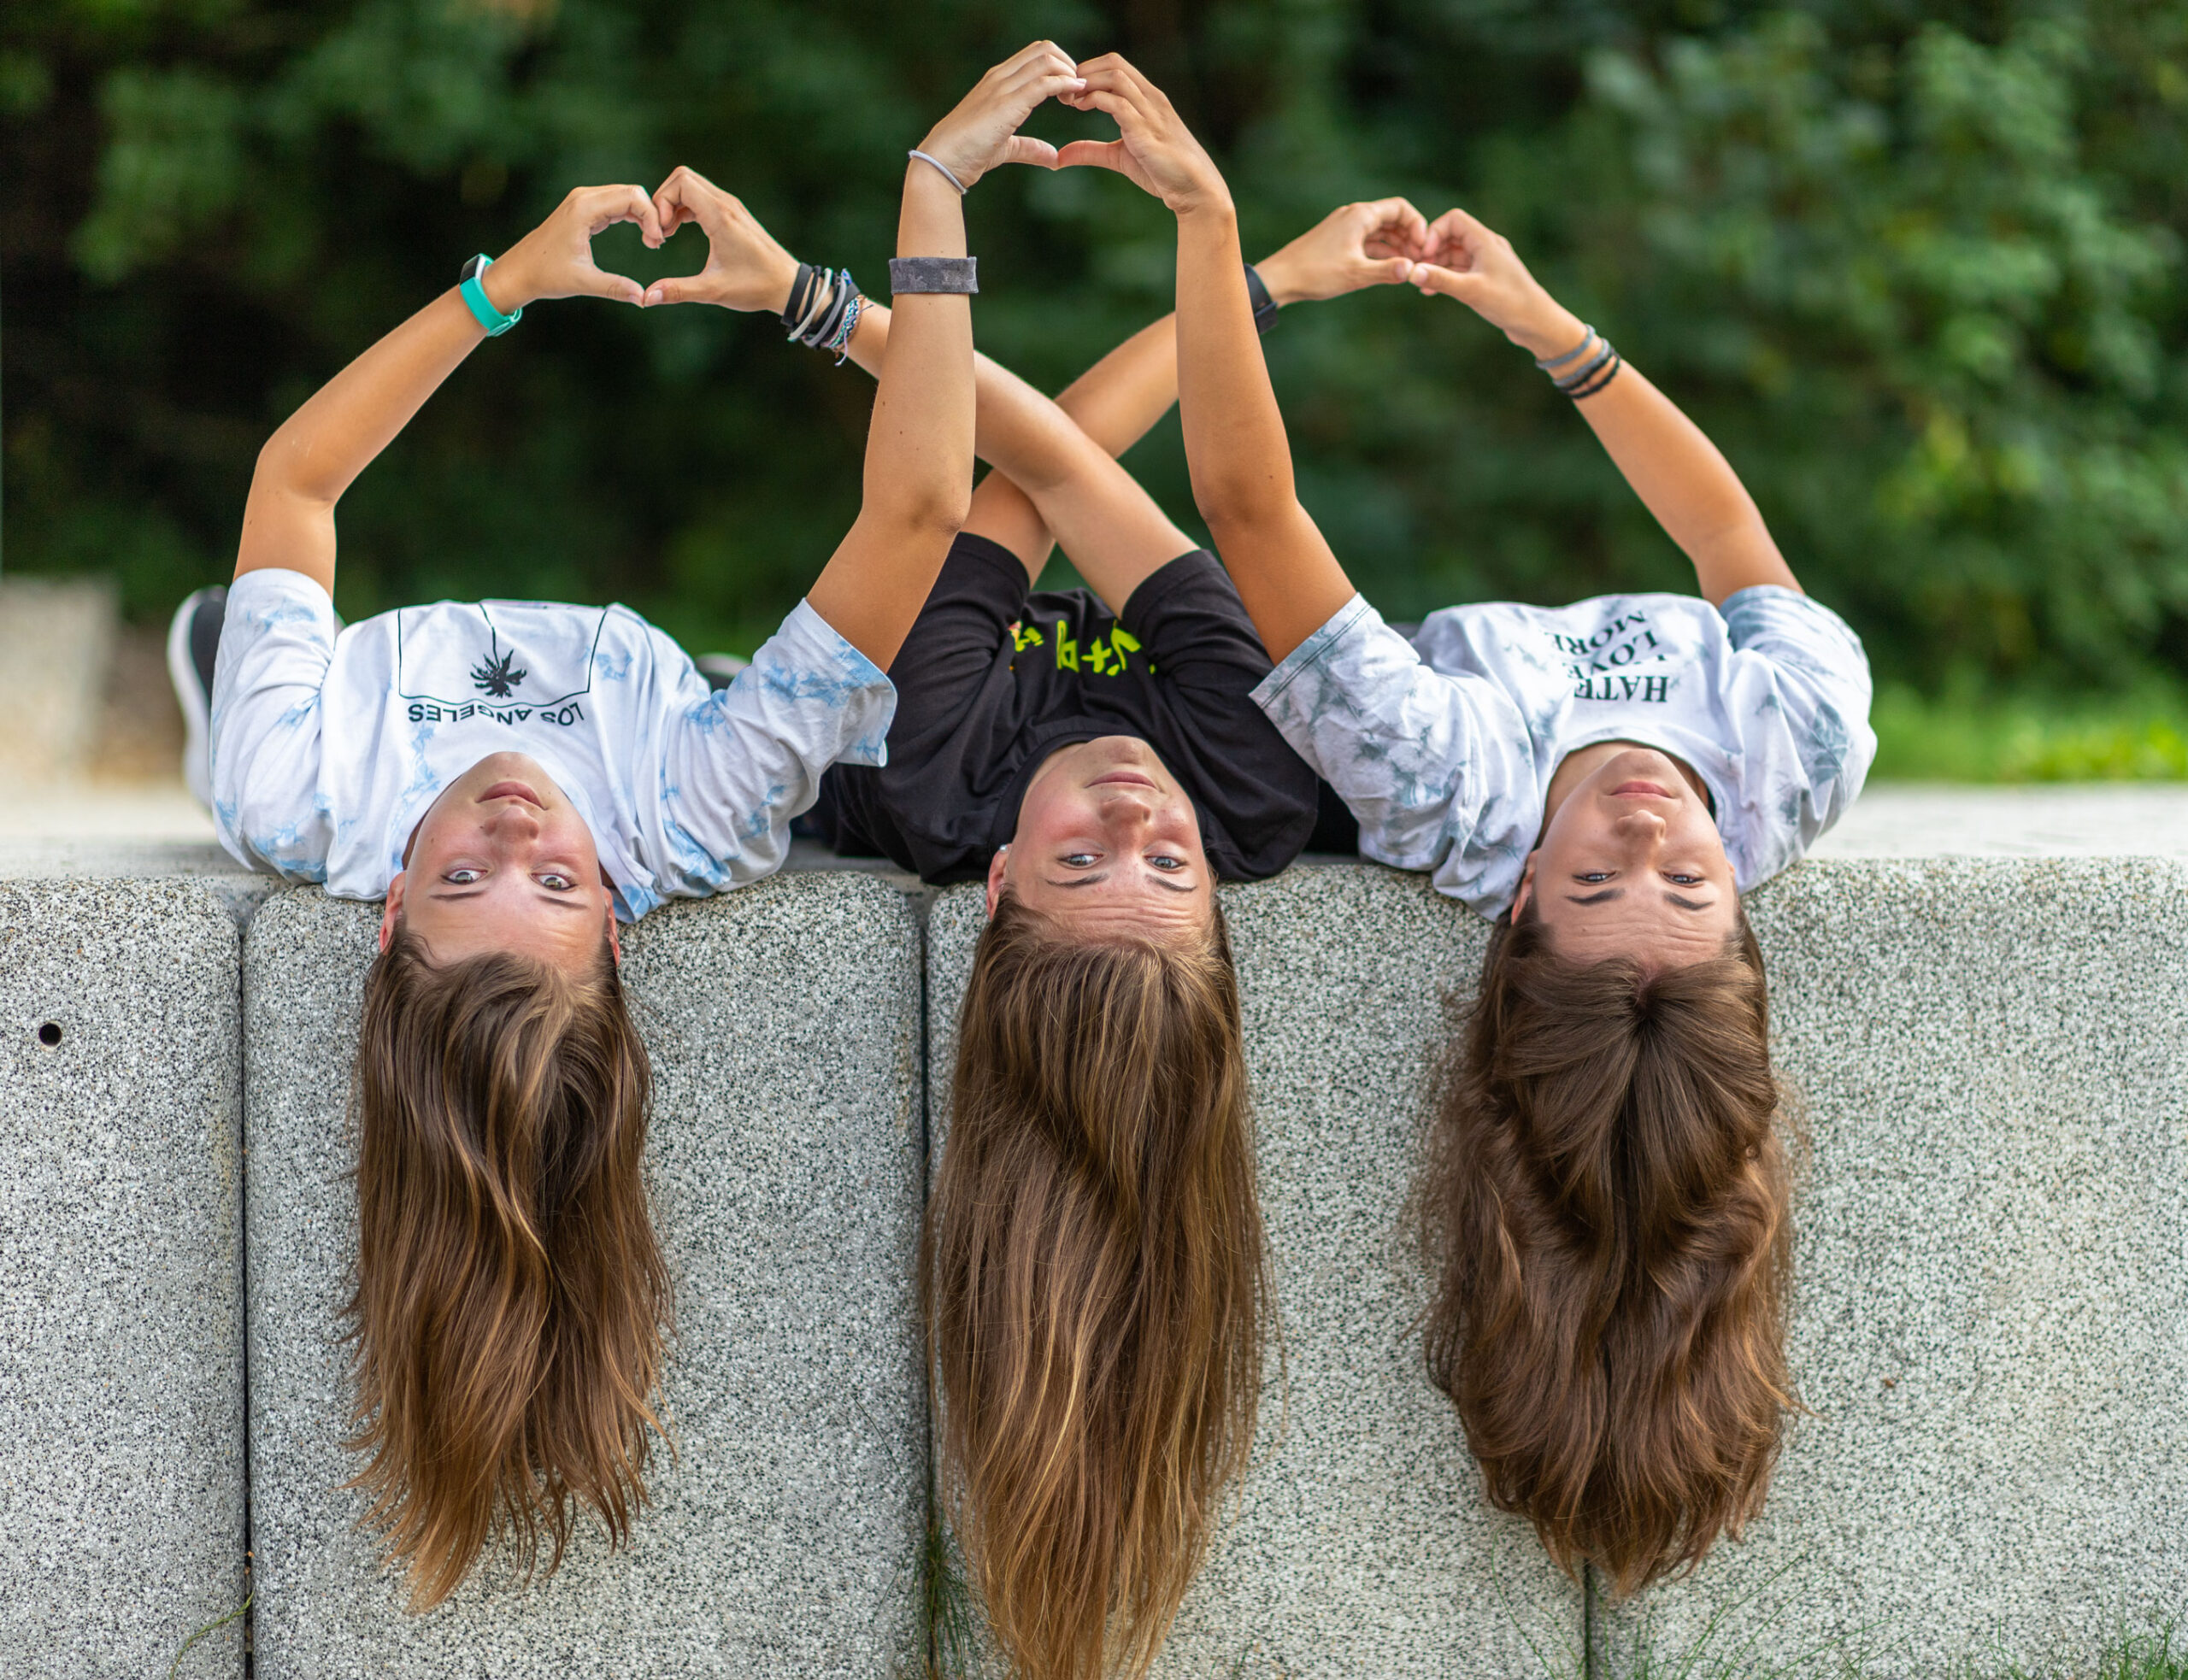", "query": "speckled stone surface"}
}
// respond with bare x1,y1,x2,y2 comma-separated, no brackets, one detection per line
927,867,1585,1679
0,878,247,1677
244,875,928,1677
1595,857,2188,1676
